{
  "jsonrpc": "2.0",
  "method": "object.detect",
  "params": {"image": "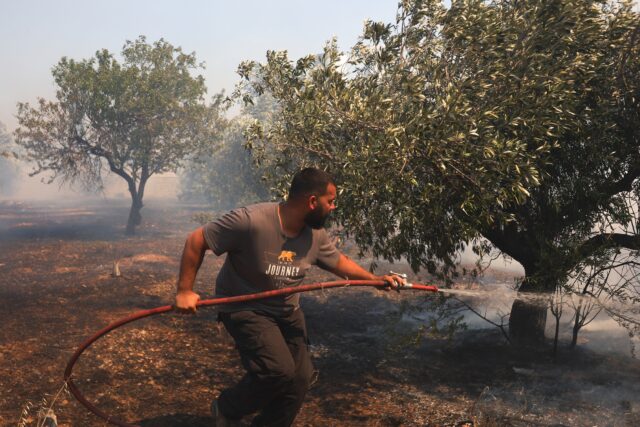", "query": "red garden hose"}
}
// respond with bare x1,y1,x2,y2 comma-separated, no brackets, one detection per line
64,279,438,426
